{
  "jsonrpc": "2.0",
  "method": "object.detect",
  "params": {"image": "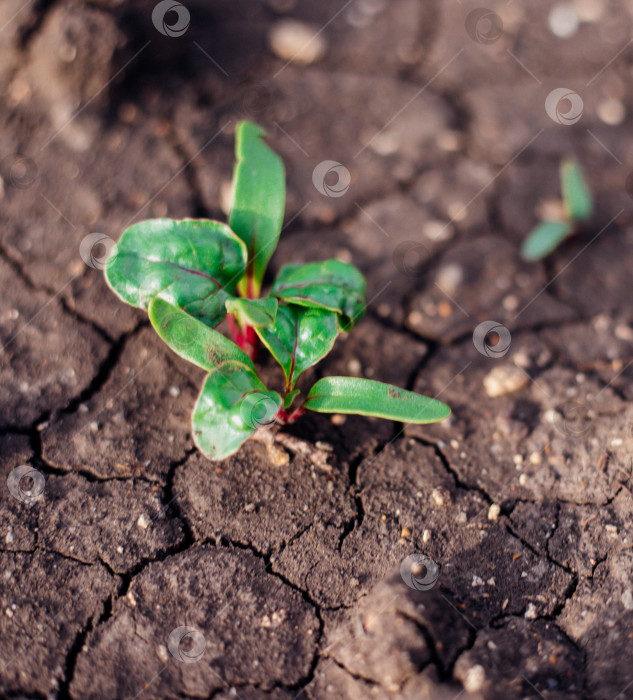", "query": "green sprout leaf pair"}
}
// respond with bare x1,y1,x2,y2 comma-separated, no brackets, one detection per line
104,120,450,461
521,159,593,261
